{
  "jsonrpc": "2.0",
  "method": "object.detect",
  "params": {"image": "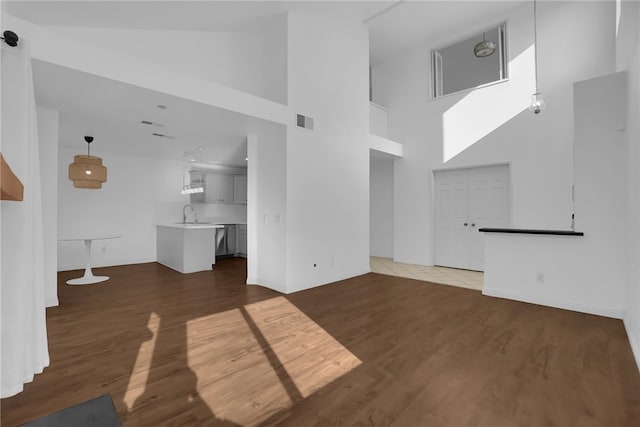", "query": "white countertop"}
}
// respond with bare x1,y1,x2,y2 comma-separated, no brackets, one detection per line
208,219,247,225
59,234,121,241
156,223,224,230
